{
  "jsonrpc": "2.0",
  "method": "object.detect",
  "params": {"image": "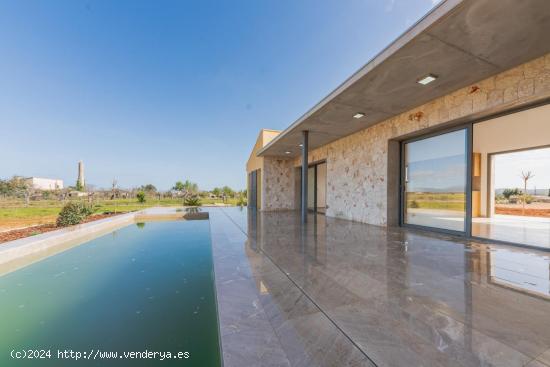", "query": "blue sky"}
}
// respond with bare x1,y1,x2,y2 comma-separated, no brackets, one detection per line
0,0,440,191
